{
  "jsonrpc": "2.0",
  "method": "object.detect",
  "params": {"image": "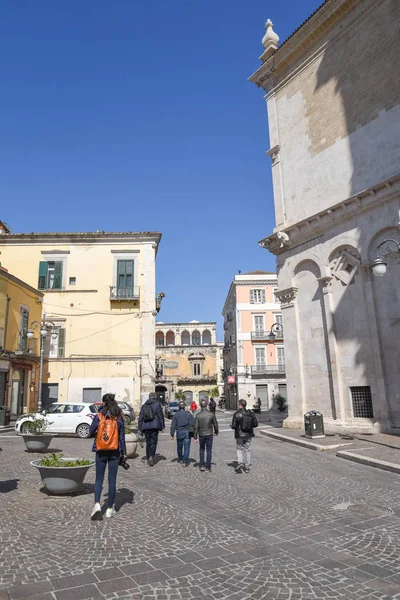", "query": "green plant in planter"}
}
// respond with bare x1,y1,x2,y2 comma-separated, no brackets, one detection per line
124,423,133,435
39,453,92,467
208,386,219,400
275,394,287,412
174,390,186,402
22,414,53,435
